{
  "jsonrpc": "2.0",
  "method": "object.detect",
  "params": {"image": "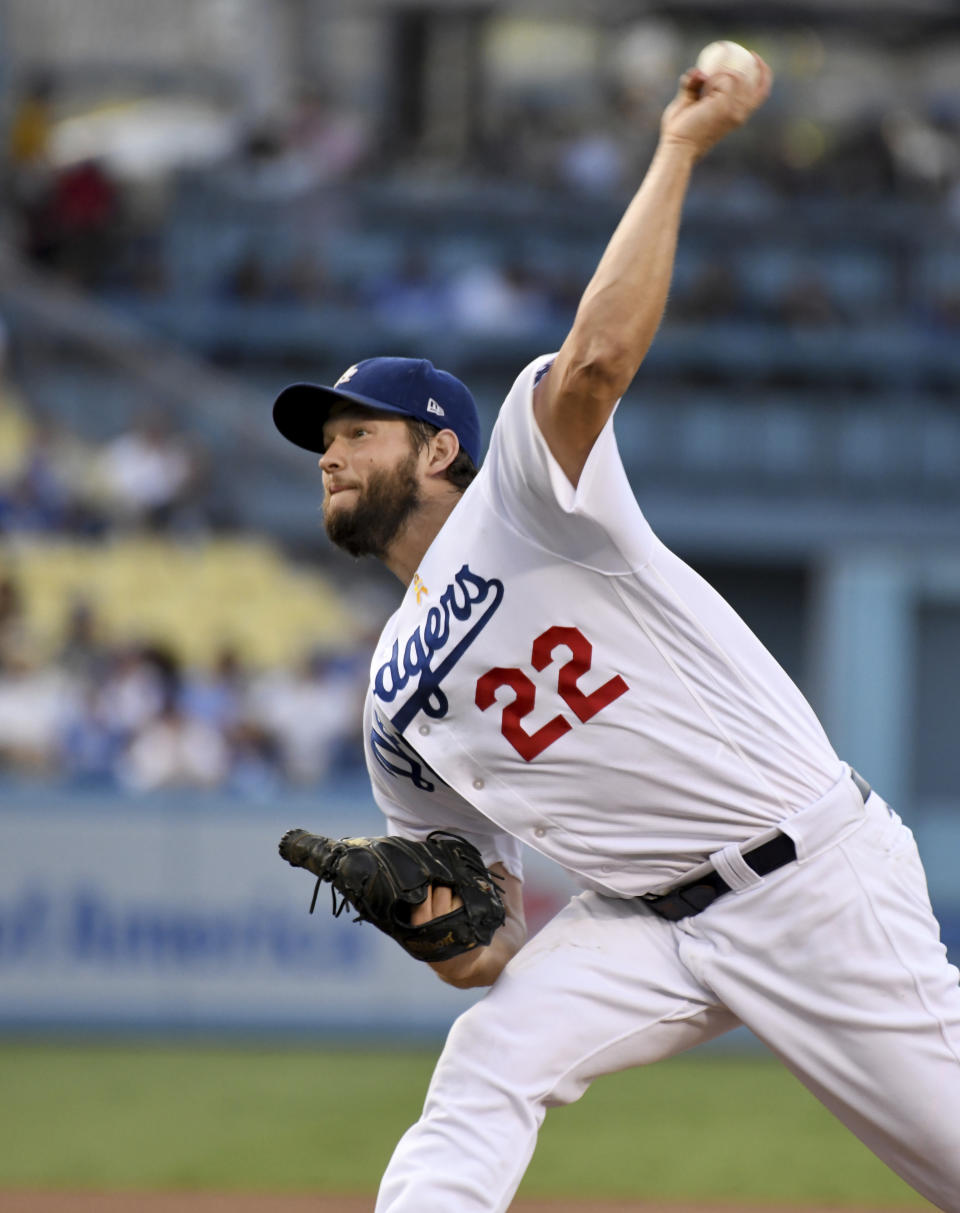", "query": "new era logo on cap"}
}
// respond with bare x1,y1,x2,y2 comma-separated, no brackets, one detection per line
335,364,359,387
273,356,482,465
